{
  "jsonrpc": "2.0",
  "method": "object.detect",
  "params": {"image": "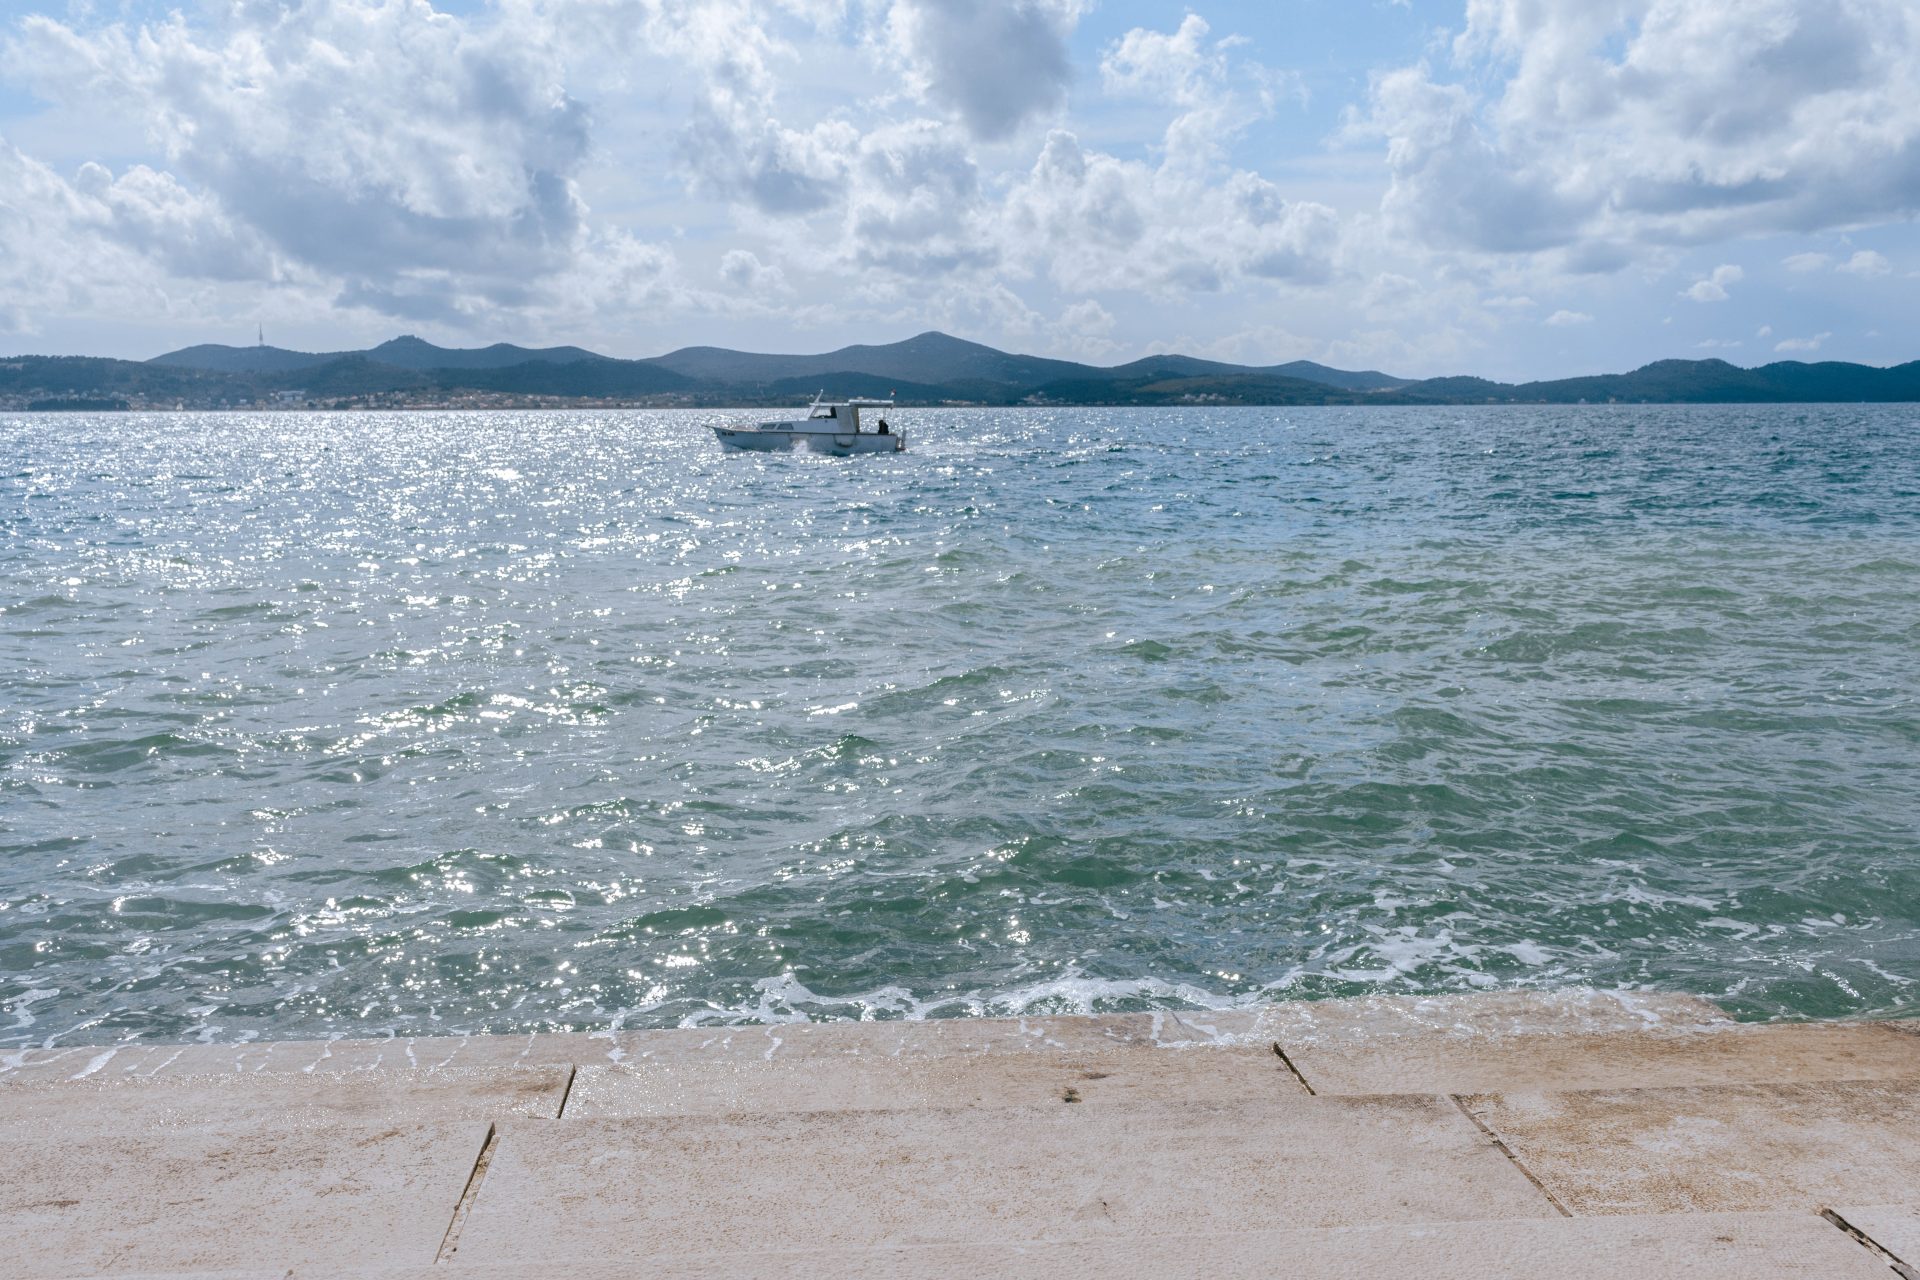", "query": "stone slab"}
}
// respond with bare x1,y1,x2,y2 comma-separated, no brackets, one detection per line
592,1013,1166,1064
75,1212,1892,1278
1155,990,1730,1049
1141,992,1914,1097
1462,1079,1920,1215
0,1016,1160,1085
1282,1021,1918,1096
565,1042,1300,1117
0,1064,570,1137
1830,1205,1920,1279
0,1033,598,1083
0,994,1749,1087
0,1122,488,1278
450,1096,1556,1260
